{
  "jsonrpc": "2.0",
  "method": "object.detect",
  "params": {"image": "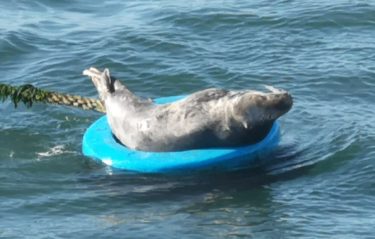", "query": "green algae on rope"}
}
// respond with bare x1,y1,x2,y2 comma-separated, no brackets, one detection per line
0,83,105,113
